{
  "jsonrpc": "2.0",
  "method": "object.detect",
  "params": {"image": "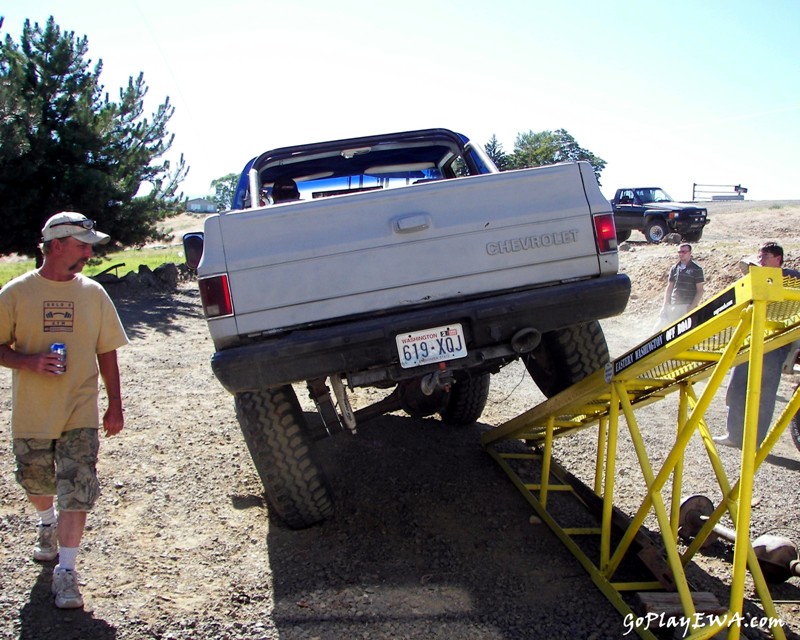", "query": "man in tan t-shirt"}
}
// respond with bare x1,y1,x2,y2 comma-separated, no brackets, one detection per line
0,212,128,609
